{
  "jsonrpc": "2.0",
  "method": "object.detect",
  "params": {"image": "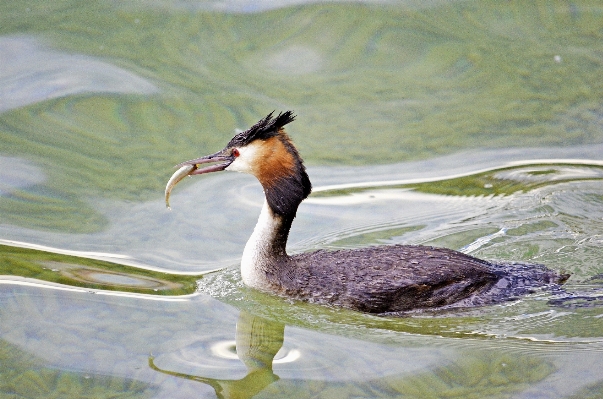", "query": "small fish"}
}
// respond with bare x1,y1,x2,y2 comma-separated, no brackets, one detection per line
165,164,196,209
